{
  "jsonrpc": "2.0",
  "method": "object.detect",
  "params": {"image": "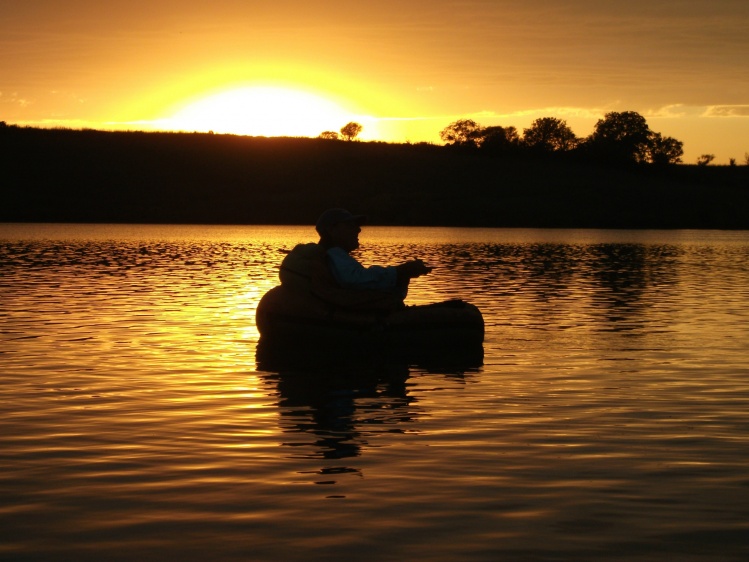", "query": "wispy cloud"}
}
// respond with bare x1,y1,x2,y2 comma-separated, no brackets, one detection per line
703,105,749,118
643,104,749,119
0,92,32,107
